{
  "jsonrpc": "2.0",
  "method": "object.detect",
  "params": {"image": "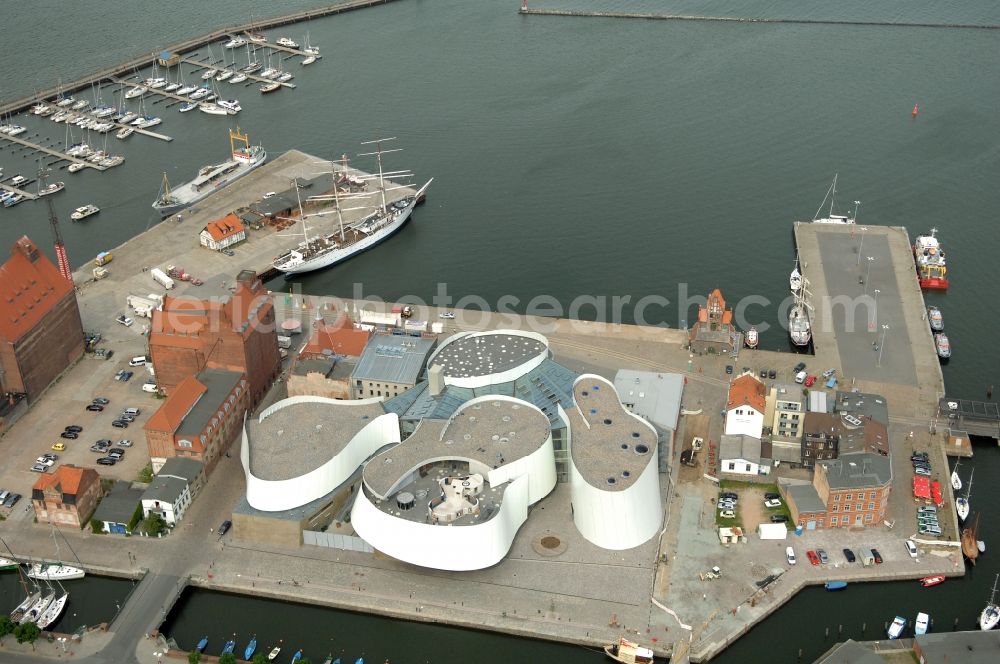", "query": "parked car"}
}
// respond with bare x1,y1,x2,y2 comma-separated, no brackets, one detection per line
822,368,837,378
917,506,937,514
64,425,83,433
52,442,66,451
785,547,796,565
871,548,883,564
96,457,117,466
843,548,856,563
719,509,735,519
770,514,789,523
119,414,136,422
725,365,733,375
92,397,110,405
142,383,158,393
114,370,126,381
86,404,104,412
34,457,54,467
123,408,141,416
218,520,232,536
764,498,782,509
116,315,134,327
118,439,133,447
764,492,780,501
60,431,79,440
806,550,820,566
720,492,738,501
222,249,235,257
905,540,919,558
914,467,932,477
717,500,736,510
759,369,767,379
3,493,21,508
919,525,943,536
793,362,806,373
817,549,829,564
120,371,134,382
111,420,129,428
31,464,49,473
804,375,817,387
40,453,58,461
768,369,777,379
108,451,124,460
